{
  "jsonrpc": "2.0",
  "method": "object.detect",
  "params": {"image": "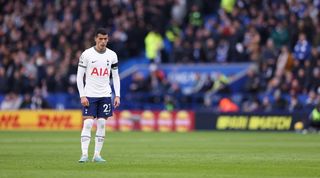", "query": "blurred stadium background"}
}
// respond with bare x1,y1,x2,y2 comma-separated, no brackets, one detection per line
1,0,320,177
1,0,320,131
